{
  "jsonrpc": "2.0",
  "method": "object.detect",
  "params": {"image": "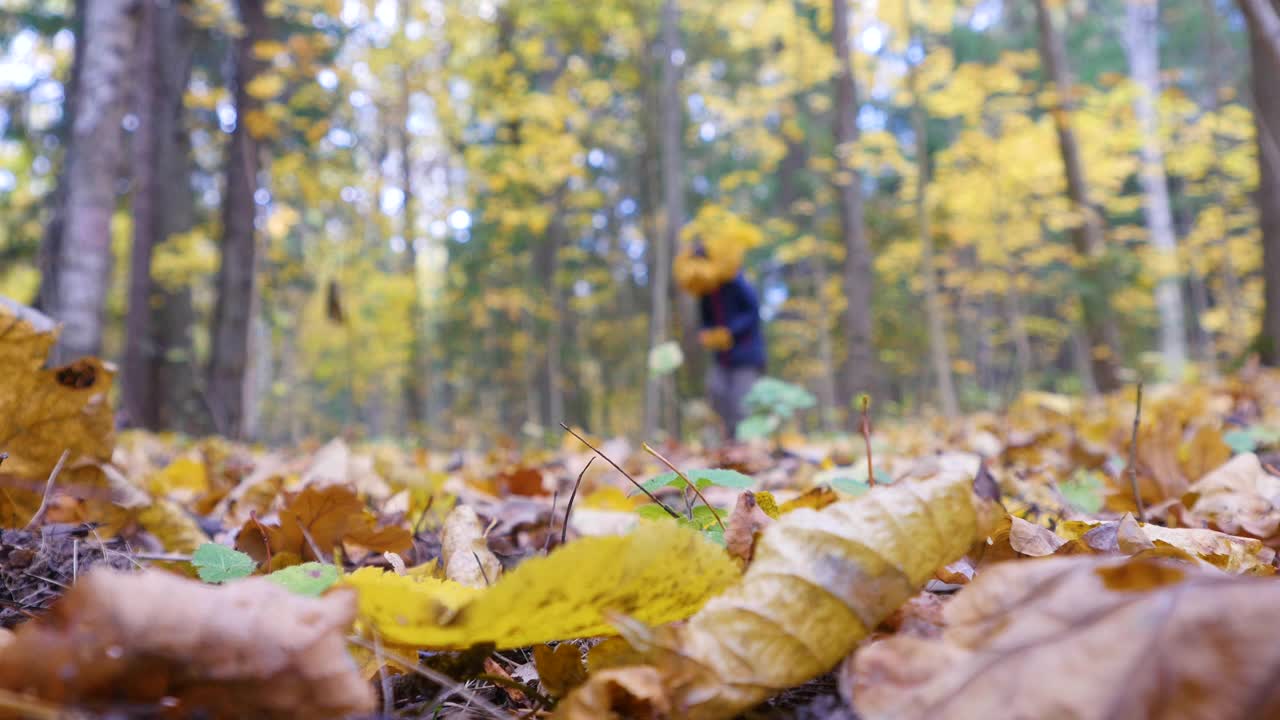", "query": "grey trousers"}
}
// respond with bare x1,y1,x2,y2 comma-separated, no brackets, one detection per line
707,364,761,439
